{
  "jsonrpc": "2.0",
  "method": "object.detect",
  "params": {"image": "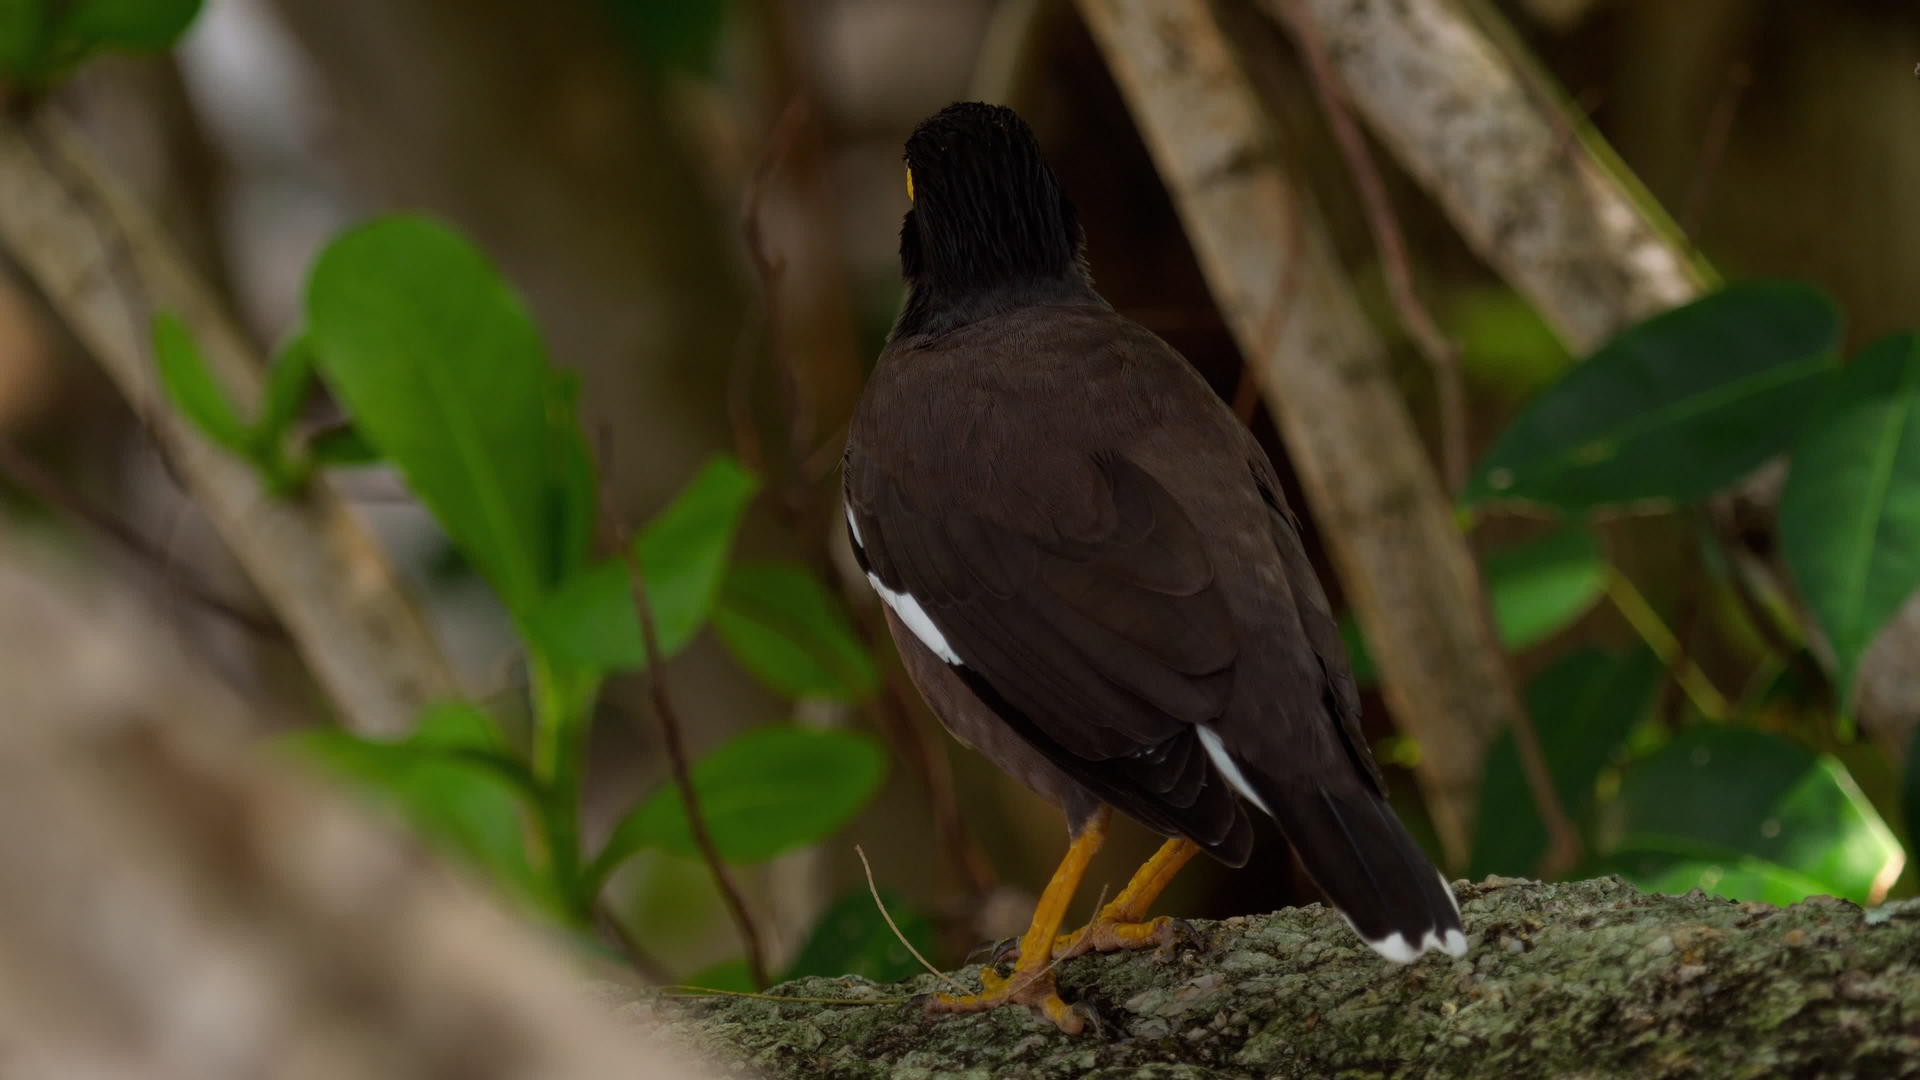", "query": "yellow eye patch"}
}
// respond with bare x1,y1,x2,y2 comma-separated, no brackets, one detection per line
906,167,915,202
